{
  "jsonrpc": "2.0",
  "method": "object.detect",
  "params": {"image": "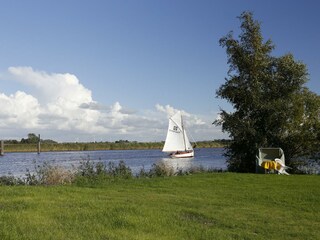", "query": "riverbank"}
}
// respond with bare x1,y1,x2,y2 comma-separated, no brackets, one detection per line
0,173,319,239
1,140,227,153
